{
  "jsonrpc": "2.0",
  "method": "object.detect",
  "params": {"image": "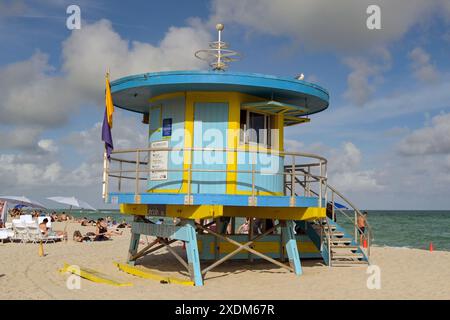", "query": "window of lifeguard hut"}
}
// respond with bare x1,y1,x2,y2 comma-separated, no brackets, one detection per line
240,110,274,147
